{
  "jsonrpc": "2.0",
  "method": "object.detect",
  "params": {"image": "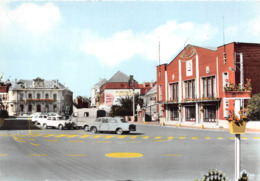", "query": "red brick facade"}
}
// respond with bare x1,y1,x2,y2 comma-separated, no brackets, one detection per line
157,42,260,124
